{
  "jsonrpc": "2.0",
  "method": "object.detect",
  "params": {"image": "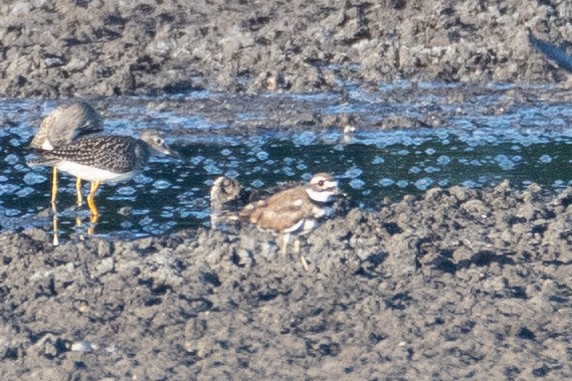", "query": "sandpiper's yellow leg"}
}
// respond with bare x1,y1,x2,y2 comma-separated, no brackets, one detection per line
52,206,60,246
51,168,58,210
76,177,83,206
87,179,102,221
